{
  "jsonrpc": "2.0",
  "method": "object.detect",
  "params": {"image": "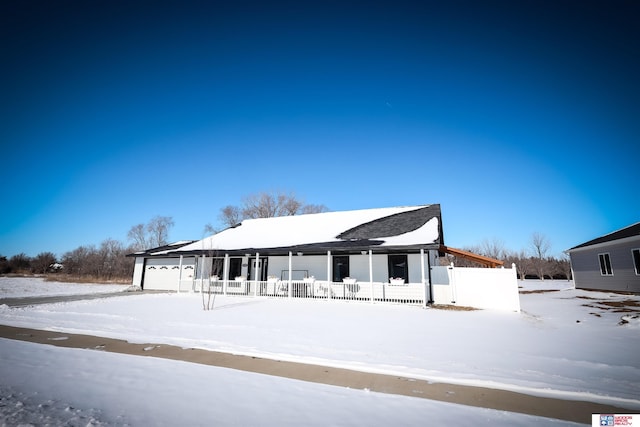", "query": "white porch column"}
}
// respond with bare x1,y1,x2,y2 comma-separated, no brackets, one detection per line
223,254,229,296
326,250,331,300
177,255,183,293
201,254,206,294
288,251,293,298
191,257,196,292
254,253,259,296
369,250,374,303
420,249,427,308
